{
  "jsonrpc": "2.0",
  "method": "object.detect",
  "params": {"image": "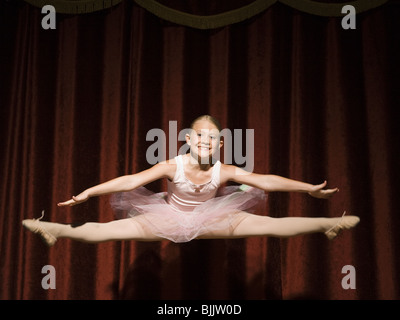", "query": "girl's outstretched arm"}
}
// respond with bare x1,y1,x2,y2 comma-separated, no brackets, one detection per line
221,164,339,199
58,161,175,207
